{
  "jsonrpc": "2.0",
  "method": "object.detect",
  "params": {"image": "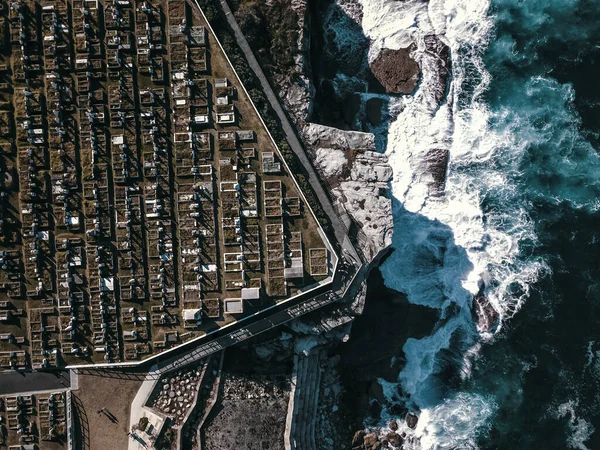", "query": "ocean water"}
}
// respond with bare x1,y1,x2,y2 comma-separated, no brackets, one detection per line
342,0,600,448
